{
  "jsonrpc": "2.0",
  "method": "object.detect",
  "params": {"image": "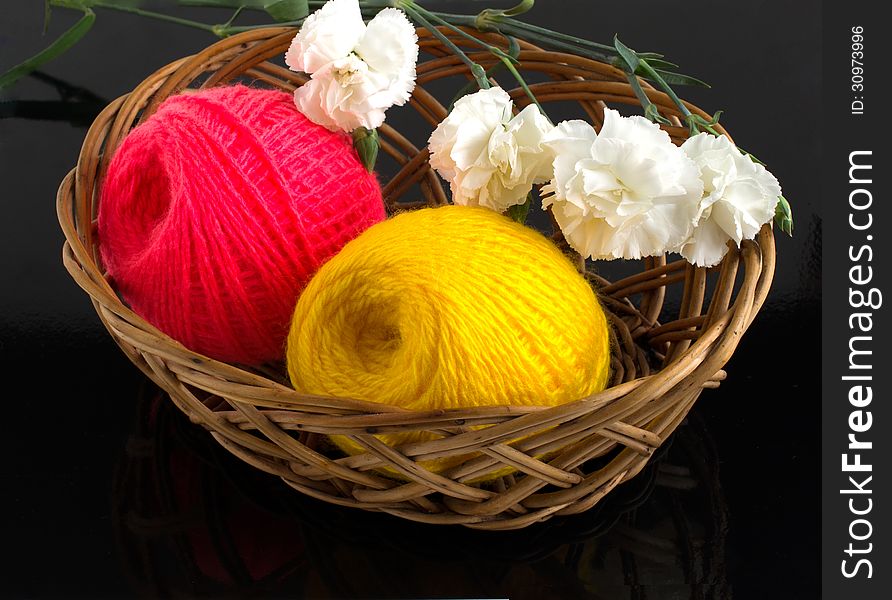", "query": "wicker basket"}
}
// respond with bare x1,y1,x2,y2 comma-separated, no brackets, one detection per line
57,26,775,530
